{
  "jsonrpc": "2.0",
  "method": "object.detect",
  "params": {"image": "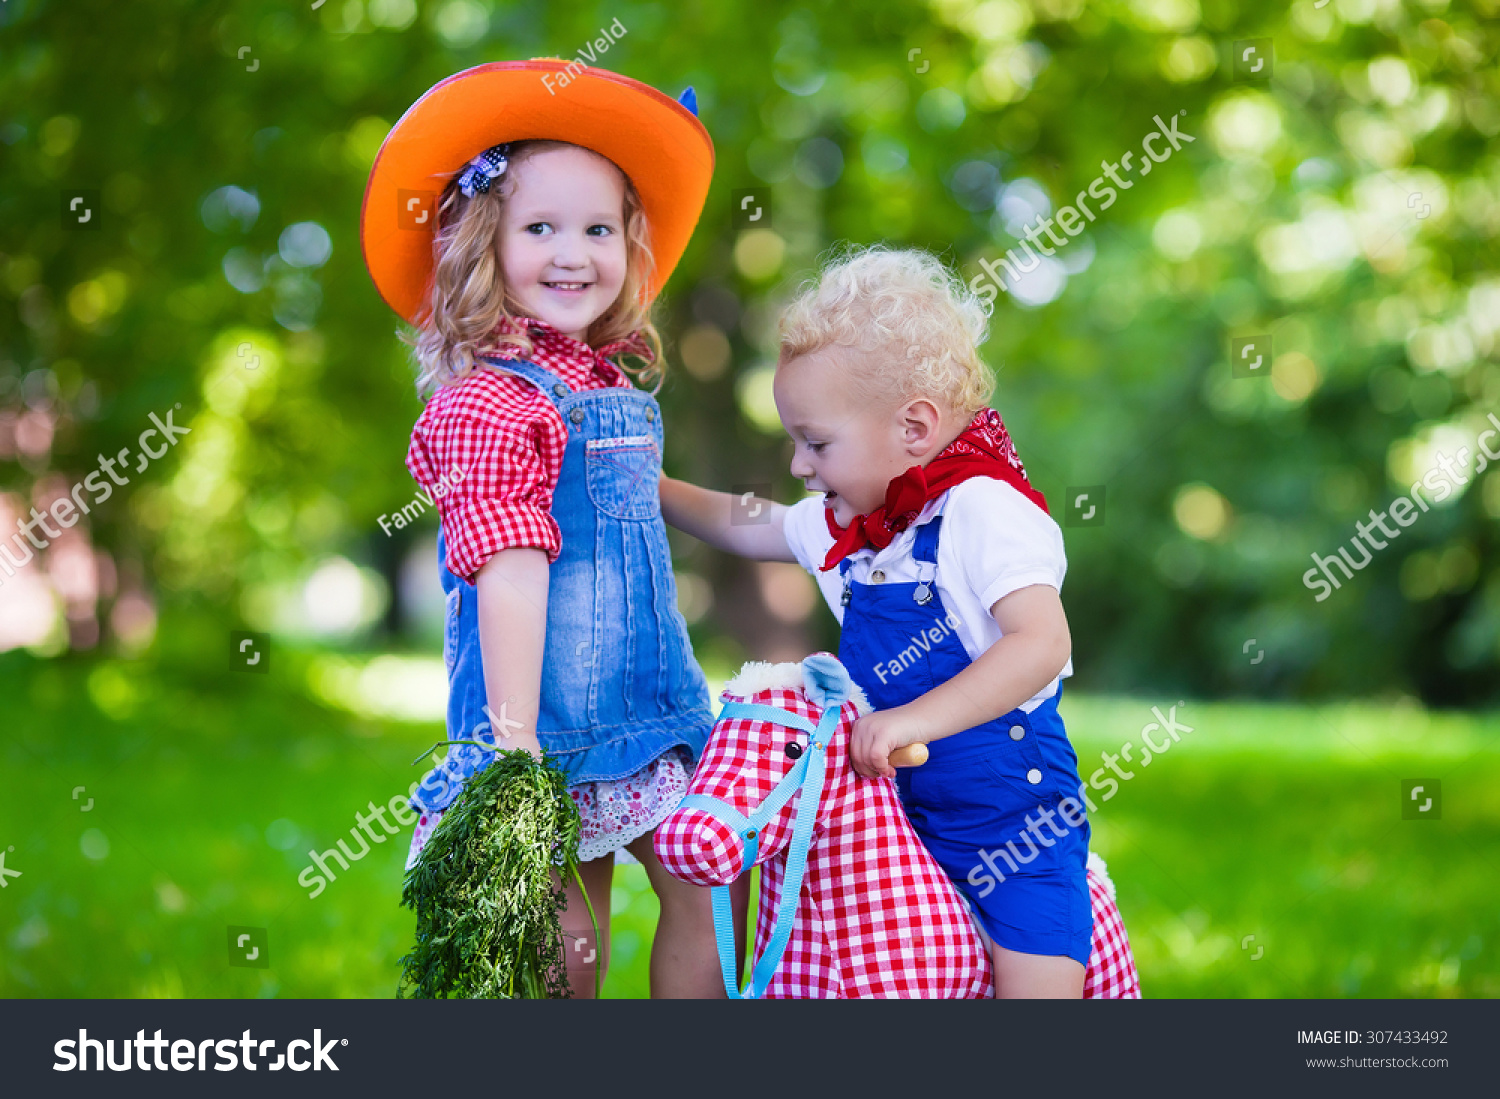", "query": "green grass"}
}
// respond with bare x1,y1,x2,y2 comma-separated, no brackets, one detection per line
1065,694,1500,996
2,651,1497,998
